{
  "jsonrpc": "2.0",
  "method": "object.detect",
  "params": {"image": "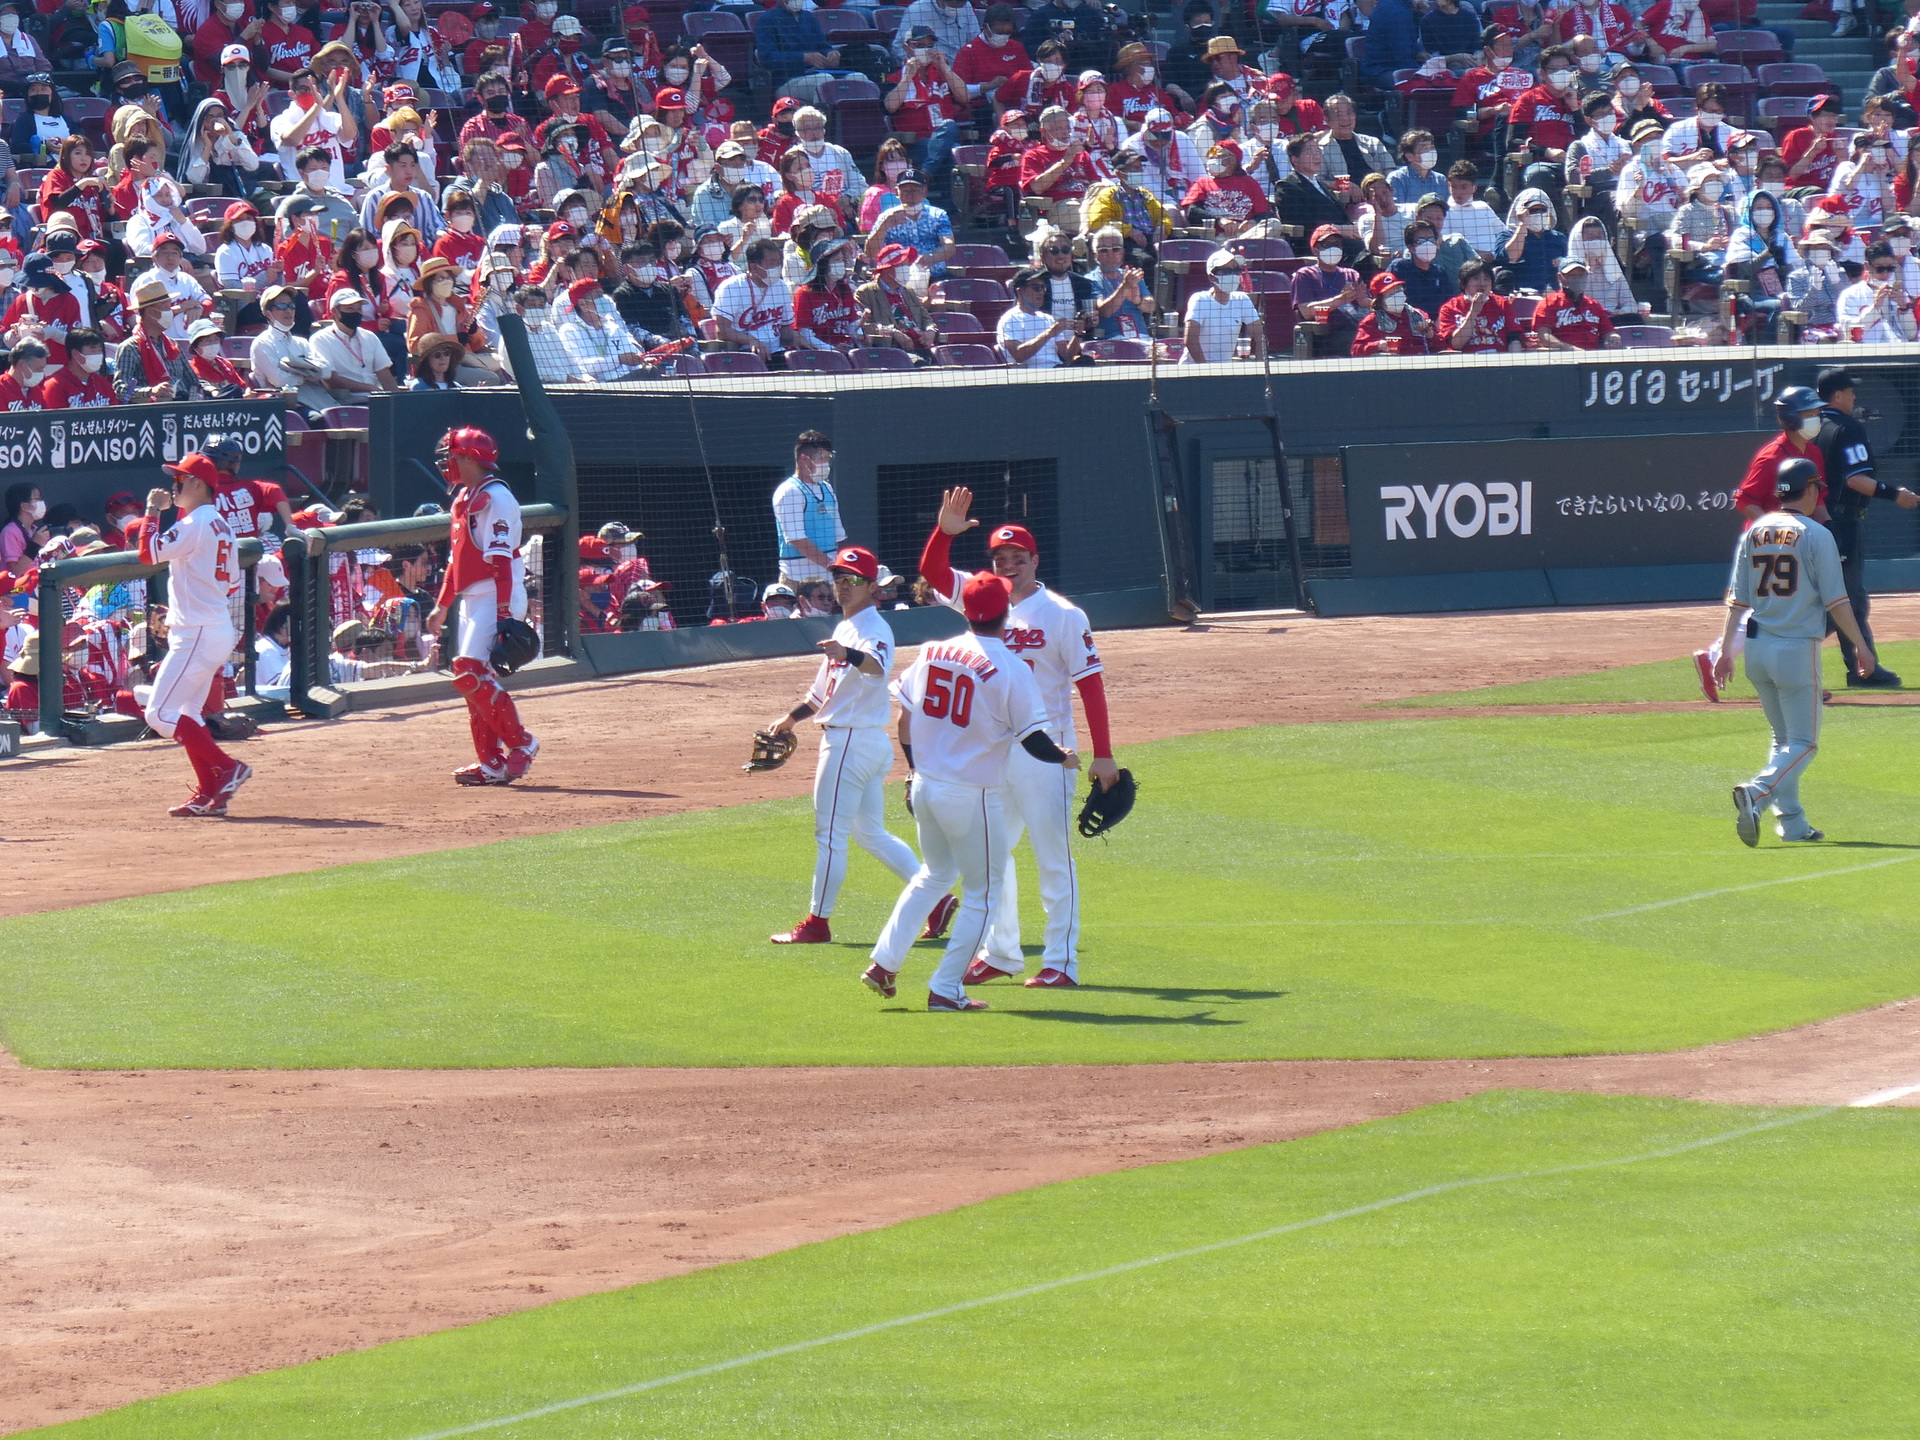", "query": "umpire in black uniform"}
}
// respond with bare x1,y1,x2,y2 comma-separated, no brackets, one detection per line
1813,369,1919,688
